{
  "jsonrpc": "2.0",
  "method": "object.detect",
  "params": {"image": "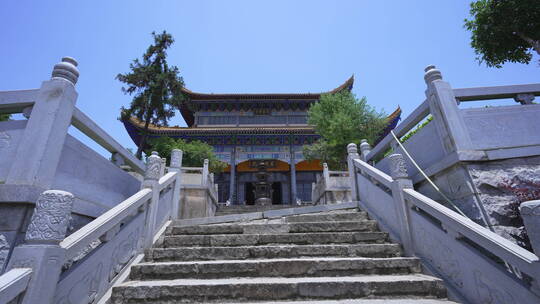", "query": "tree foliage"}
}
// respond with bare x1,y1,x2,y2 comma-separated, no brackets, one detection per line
303,91,387,170
0,114,10,121
117,31,185,159
465,0,540,68
146,137,227,173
